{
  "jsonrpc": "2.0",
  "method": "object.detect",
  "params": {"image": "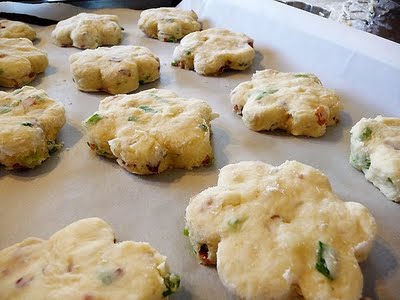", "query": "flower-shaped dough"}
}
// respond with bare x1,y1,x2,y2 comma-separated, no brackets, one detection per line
171,28,254,76
83,89,218,175
0,86,65,169
231,69,342,137
52,13,122,49
0,20,36,40
69,46,160,95
0,218,180,299
350,116,400,202
185,160,376,300
0,38,48,87
138,8,201,42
